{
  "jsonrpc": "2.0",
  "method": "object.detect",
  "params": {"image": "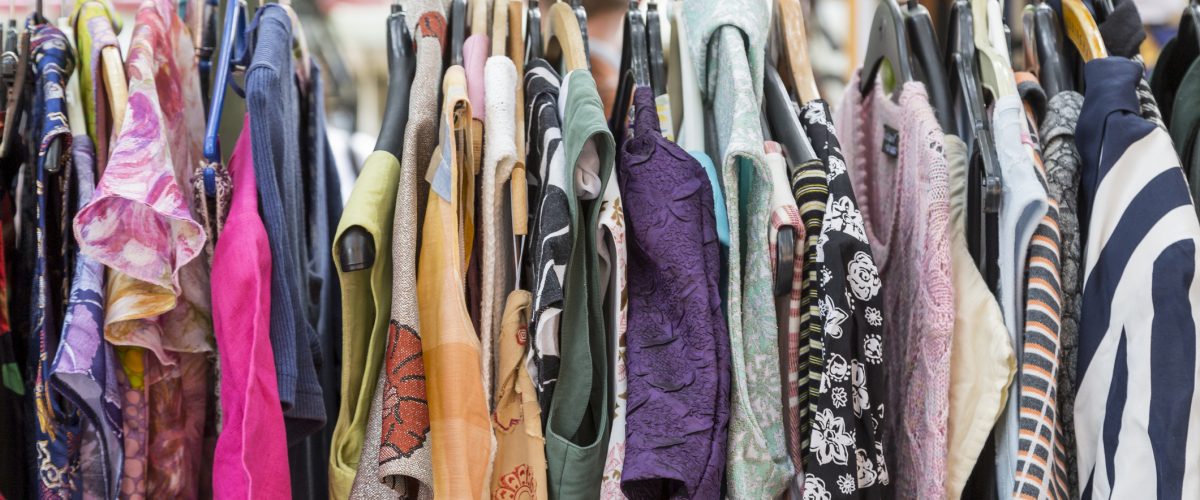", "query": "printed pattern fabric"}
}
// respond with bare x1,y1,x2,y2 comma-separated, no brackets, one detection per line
31,21,82,500
72,0,212,497
71,0,121,174
788,155,827,457
1039,90,1085,498
598,160,629,497
490,291,548,500
50,134,124,500
1012,105,1071,499
616,87,729,499
1074,57,1200,499
798,100,889,498
524,59,568,413
766,142,805,478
